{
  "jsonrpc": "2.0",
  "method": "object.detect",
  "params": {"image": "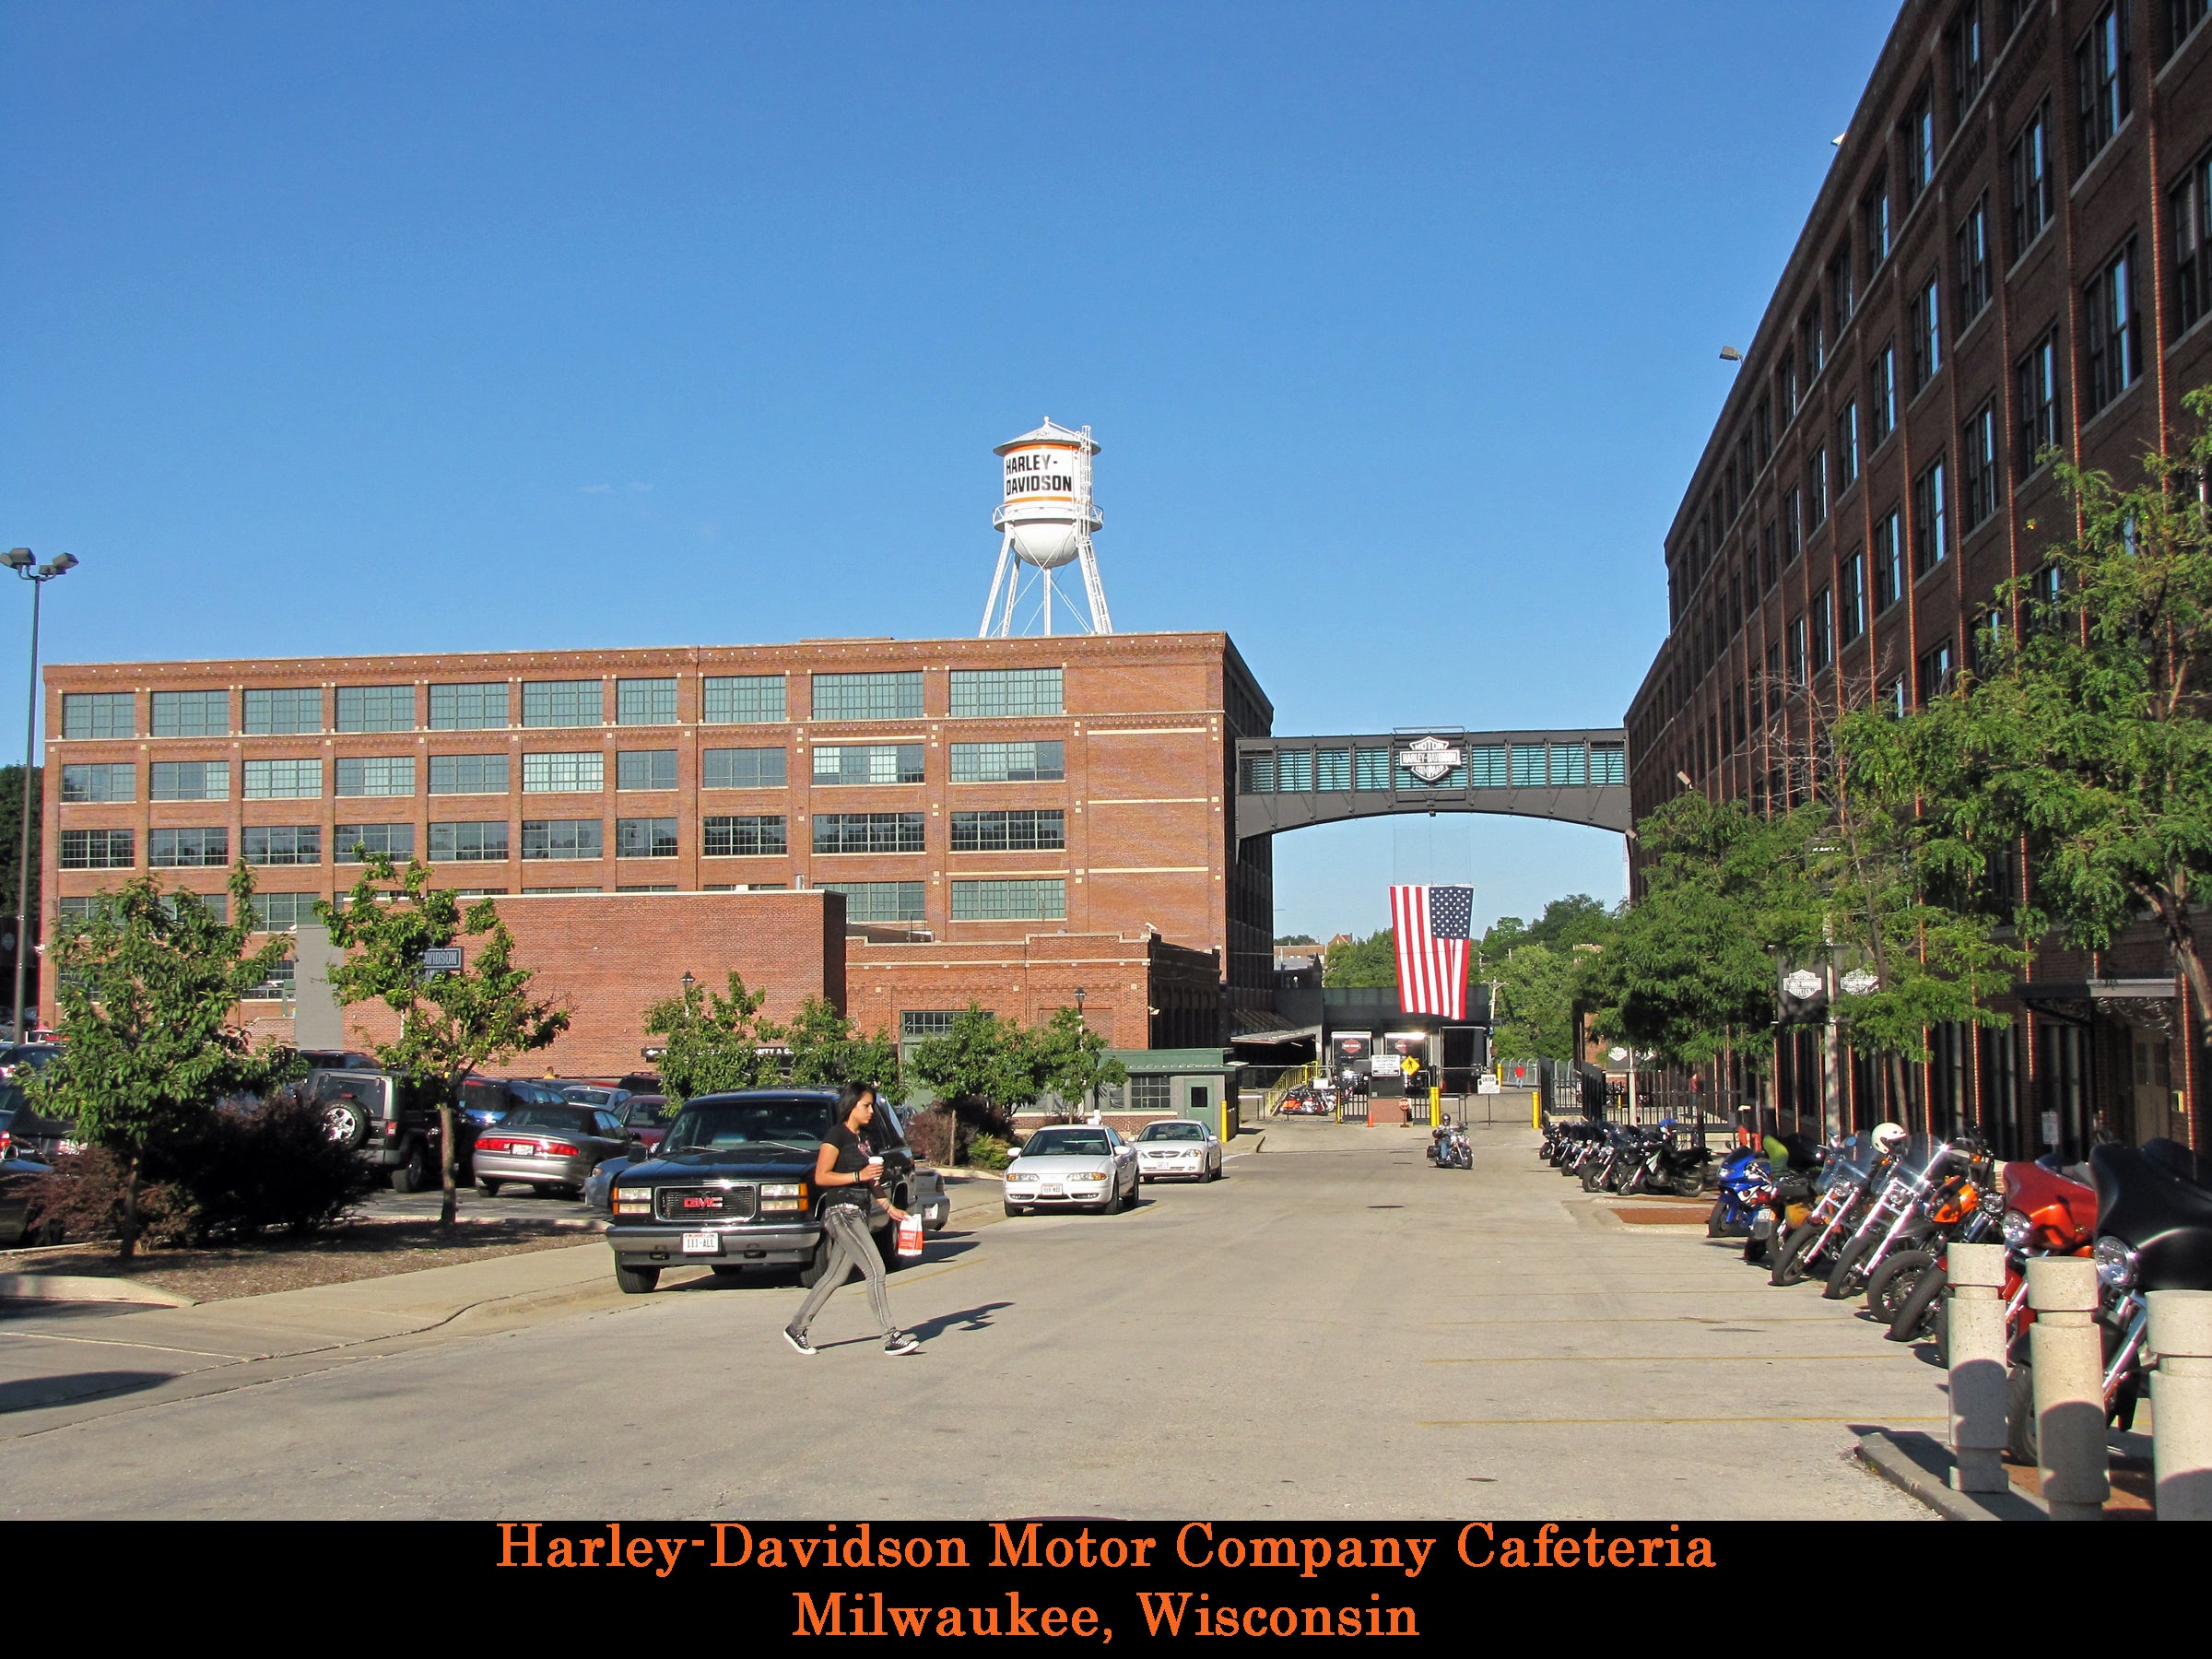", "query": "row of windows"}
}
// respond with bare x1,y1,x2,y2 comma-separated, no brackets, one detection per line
59,809,1071,868
55,740,1069,805
59,669,1067,740
1238,742,1625,794
59,877,1067,927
